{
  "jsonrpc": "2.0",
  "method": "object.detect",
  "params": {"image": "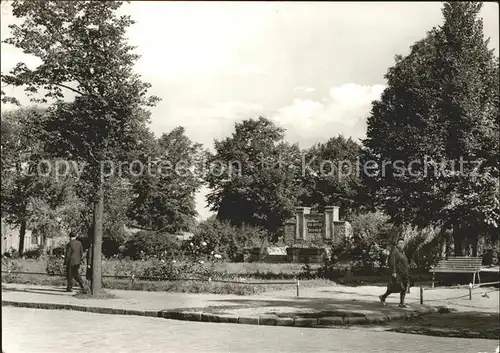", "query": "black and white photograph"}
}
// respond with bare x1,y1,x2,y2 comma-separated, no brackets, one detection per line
1,1,499,352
